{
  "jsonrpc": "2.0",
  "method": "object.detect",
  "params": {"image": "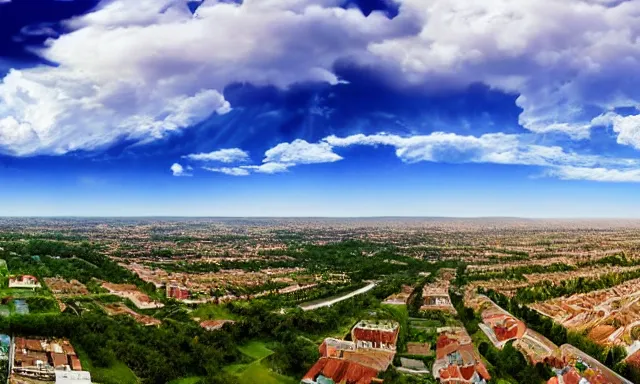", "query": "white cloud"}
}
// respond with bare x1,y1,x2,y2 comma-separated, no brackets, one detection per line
264,139,342,164
367,0,640,138
201,162,291,176
179,131,640,181
170,162,191,176
202,166,250,176
183,148,250,163
0,0,407,155
546,166,640,182
324,132,638,169
3,0,640,157
592,112,640,149
241,162,291,174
